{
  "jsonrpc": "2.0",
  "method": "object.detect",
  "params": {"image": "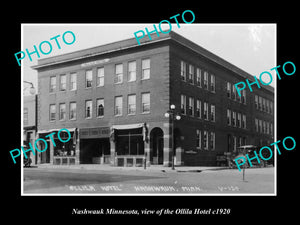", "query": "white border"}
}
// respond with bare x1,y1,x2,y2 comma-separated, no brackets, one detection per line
21,23,277,196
